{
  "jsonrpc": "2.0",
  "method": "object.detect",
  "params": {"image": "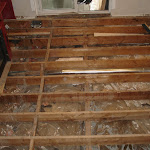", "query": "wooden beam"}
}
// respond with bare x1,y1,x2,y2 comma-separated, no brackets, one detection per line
0,110,150,122
49,46,150,57
0,62,11,94
6,73,150,85
51,36,84,47
38,110,150,121
4,20,52,29
87,17,150,26
10,58,150,71
8,26,147,37
6,77,41,86
0,136,30,146
12,49,47,59
0,113,35,122
0,95,38,103
4,17,150,29
8,32,50,36
9,38,48,50
12,46,150,59
86,26,146,34
1,90,150,102
34,134,150,146
1,134,150,146
51,35,150,47
94,33,145,36
88,35,150,46
52,19,87,27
